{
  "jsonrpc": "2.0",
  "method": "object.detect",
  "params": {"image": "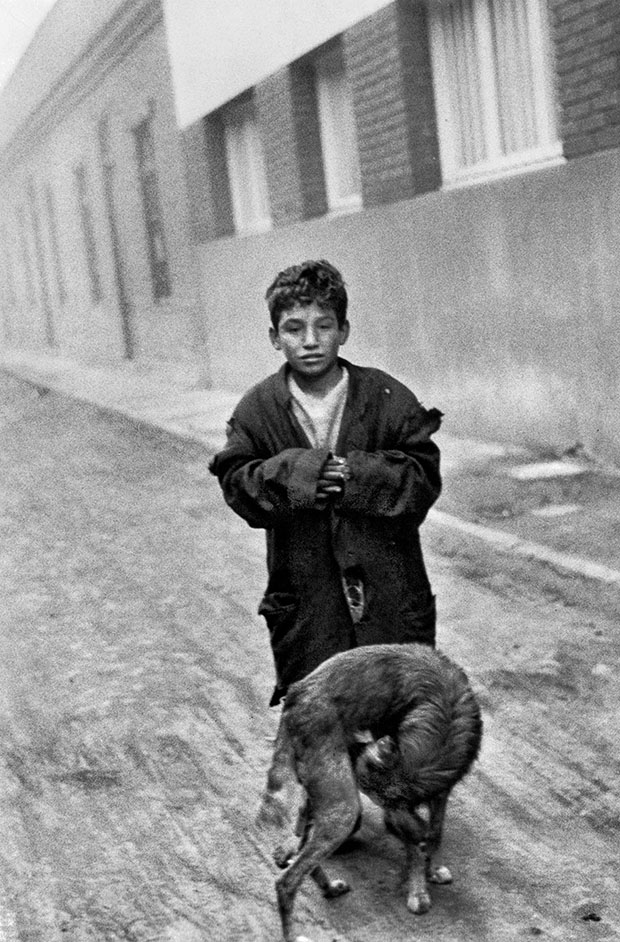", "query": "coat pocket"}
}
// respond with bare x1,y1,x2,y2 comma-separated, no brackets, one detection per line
258,592,299,647
400,592,436,646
